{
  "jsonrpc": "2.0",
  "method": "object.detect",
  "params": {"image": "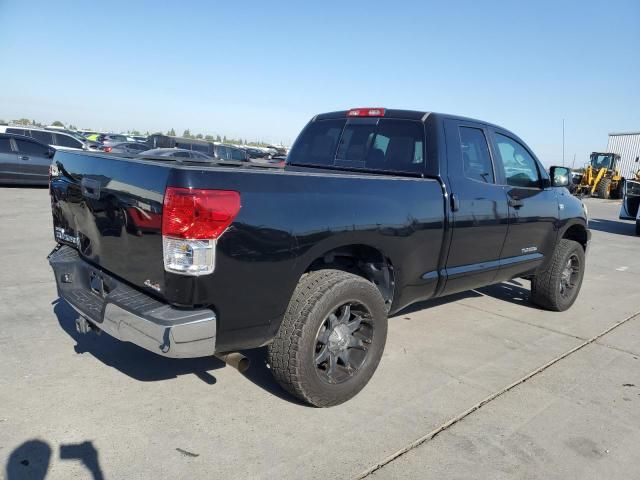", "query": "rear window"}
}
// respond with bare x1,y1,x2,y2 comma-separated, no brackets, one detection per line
287,118,425,174
230,148,246,161
55,133,83,148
